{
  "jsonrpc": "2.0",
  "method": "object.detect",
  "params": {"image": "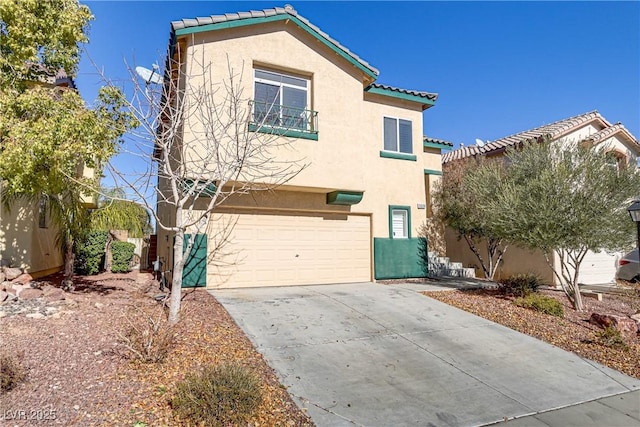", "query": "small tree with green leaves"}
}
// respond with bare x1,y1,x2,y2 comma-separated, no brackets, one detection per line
0,0,137,283
478,139,640,311
89,189,152,238
434,158,509,279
